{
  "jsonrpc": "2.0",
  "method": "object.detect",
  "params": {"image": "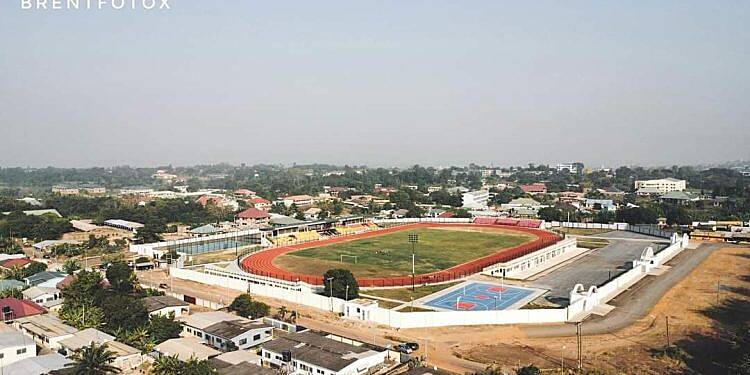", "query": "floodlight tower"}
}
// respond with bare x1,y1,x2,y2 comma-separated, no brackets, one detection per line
408,233,419,291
